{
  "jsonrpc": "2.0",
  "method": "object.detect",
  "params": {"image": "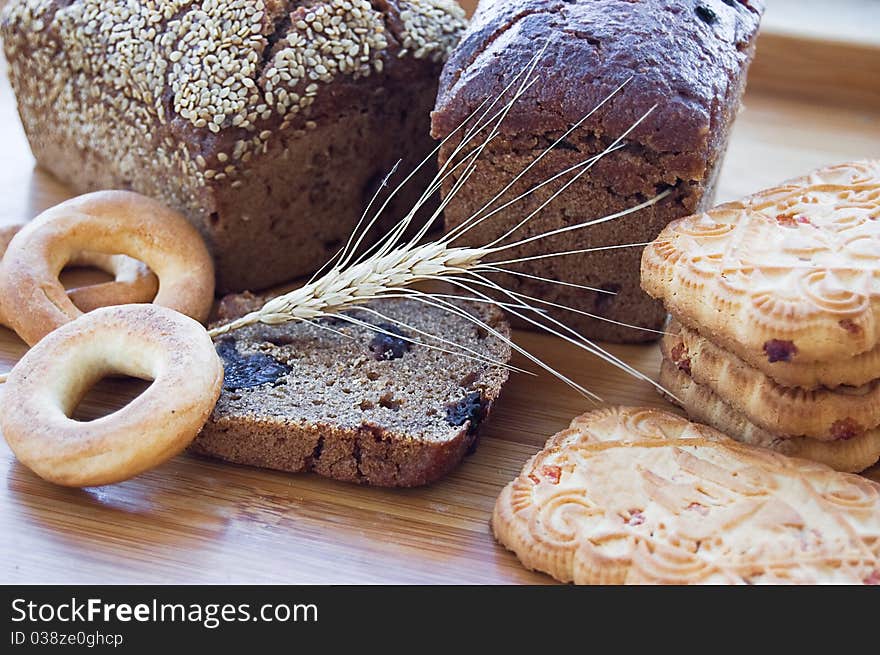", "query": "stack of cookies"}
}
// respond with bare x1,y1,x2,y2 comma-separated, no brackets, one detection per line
641,160,880,473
